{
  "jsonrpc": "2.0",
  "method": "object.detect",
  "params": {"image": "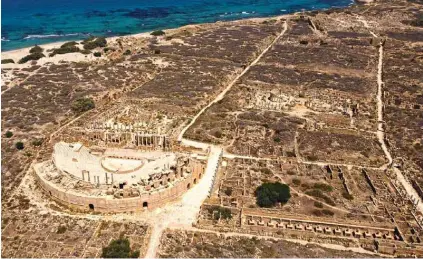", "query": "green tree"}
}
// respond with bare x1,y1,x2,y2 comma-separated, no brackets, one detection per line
71,97,95,113
255,182,291,208
5,131,13,138
102,238,140,258
15,142,24,150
